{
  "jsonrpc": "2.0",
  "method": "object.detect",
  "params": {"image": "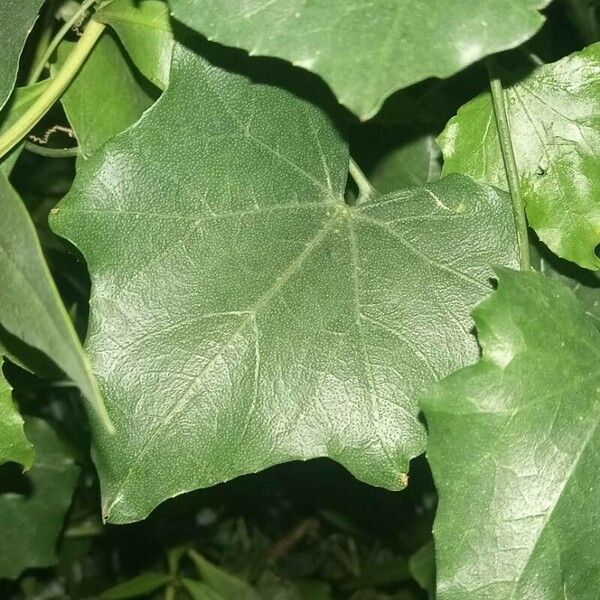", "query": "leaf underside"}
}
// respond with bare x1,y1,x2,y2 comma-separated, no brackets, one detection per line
168,0,550,119
0,172,111,430
423,269,600,599
52,41,518,524
439,43,600,270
